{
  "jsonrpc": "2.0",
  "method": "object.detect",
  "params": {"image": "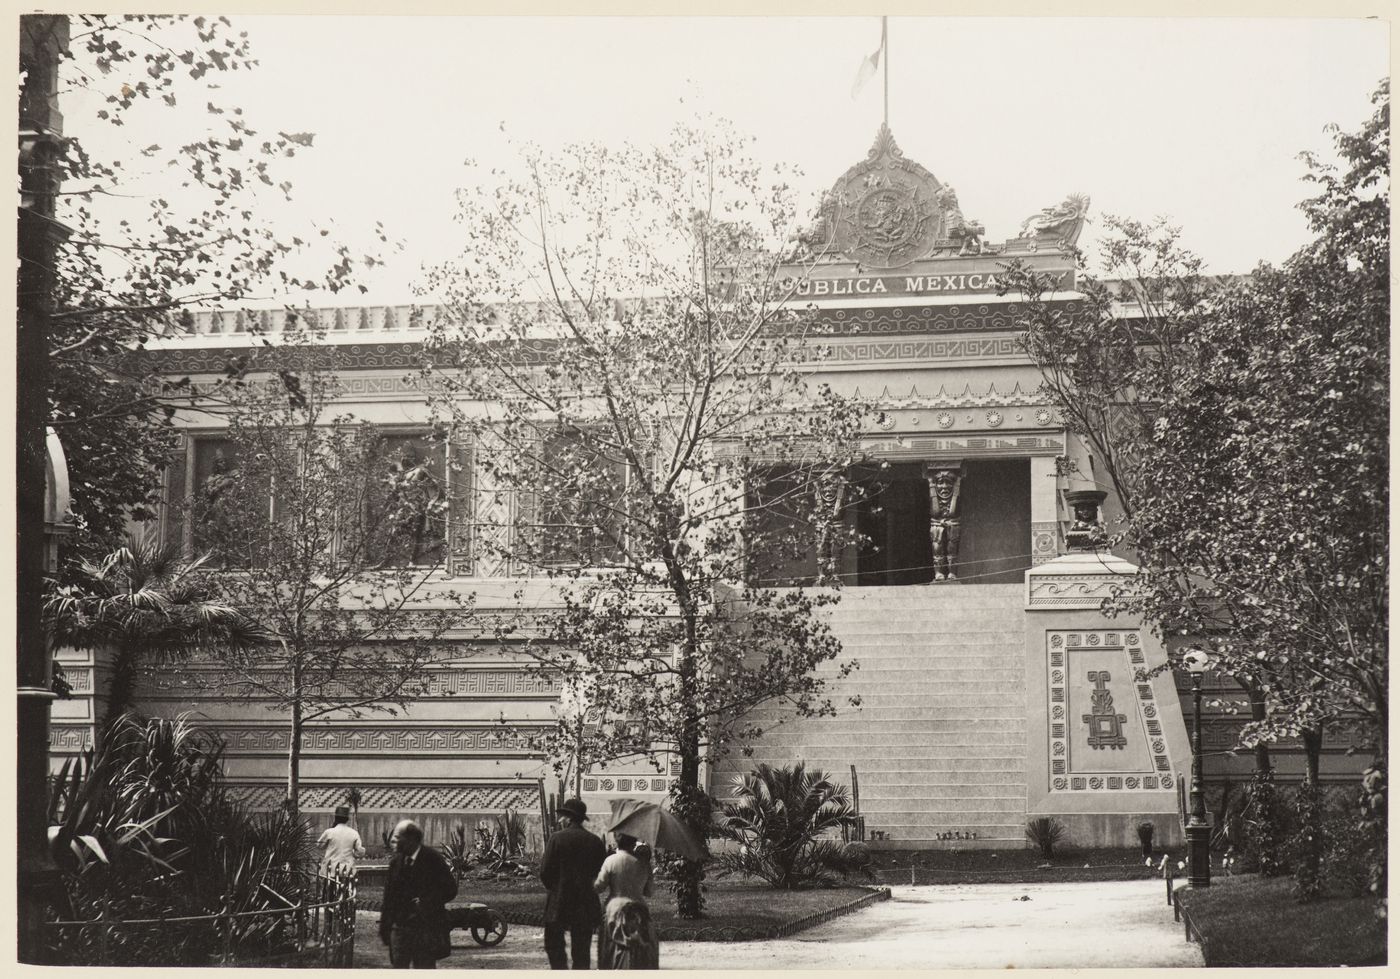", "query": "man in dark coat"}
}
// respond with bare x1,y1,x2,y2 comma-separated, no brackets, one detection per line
540,798,607,969
379,819,459,969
